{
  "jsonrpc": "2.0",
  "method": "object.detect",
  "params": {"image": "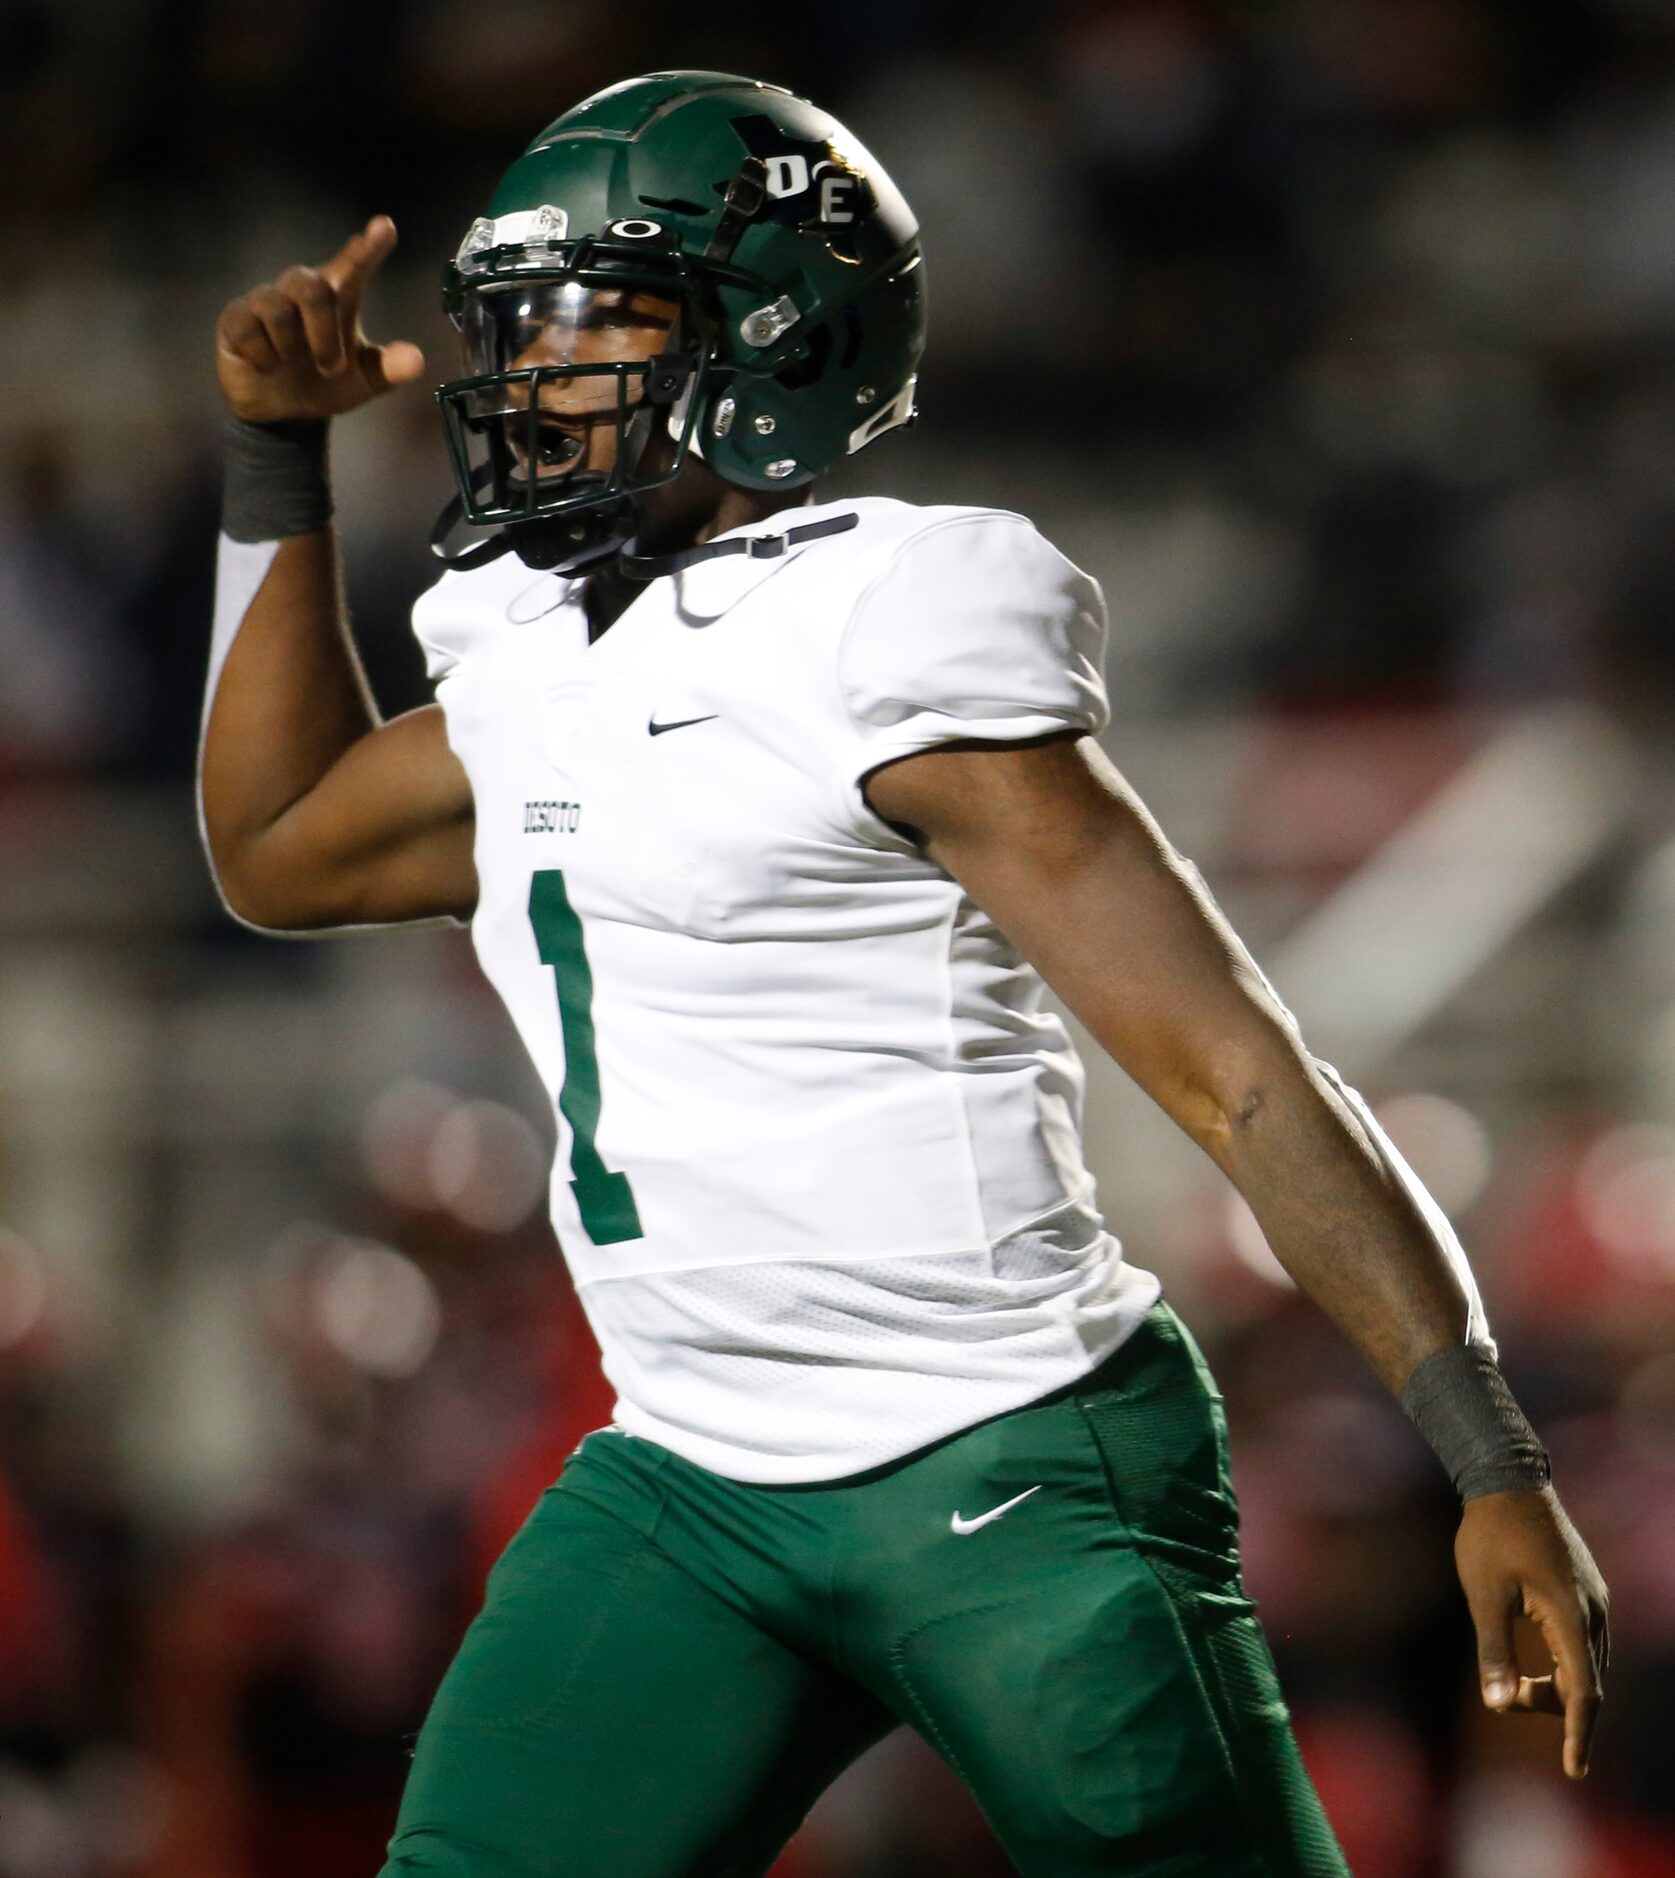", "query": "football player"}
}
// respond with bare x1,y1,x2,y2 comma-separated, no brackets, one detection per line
202,72,1607,1878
